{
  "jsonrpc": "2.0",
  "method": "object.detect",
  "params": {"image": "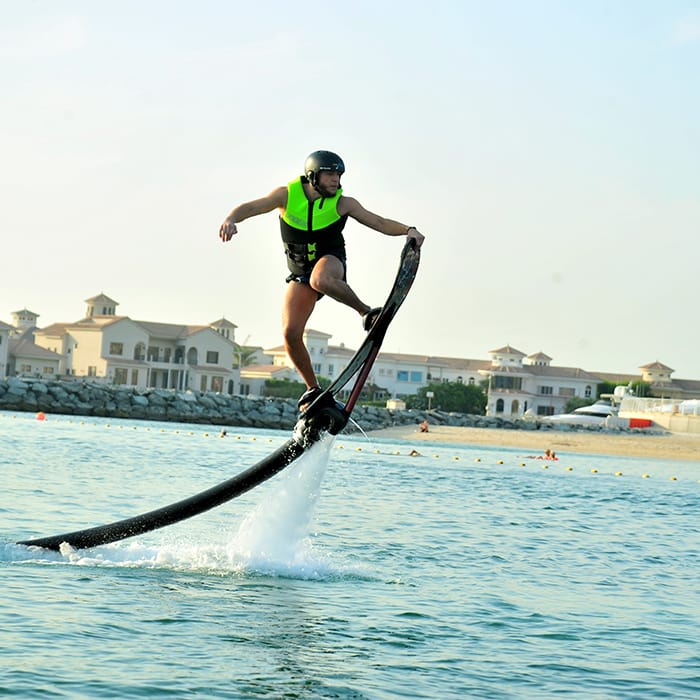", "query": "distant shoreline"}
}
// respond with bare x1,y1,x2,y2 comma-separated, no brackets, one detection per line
367,424,700,462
